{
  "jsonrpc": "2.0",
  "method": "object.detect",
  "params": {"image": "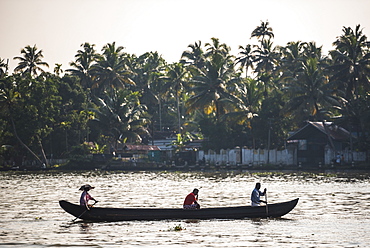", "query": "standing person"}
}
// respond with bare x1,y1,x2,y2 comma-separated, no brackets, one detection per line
336,153,341,165
79,184,97,210
183,188,200,209
251,183,267,206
